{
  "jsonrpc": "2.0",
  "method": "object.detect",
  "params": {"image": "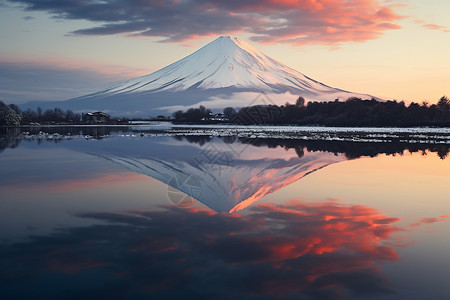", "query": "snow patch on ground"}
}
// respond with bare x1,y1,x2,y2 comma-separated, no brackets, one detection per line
17,125,450,144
